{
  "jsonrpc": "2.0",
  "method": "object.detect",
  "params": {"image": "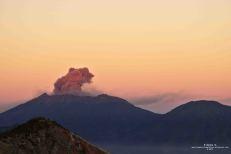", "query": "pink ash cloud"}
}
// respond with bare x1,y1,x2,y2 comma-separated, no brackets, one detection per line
53,67,94,95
